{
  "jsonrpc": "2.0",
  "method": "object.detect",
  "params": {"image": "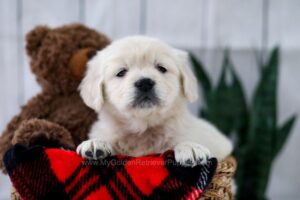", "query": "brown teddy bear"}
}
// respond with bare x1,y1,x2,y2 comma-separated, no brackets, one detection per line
0,24,110,173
